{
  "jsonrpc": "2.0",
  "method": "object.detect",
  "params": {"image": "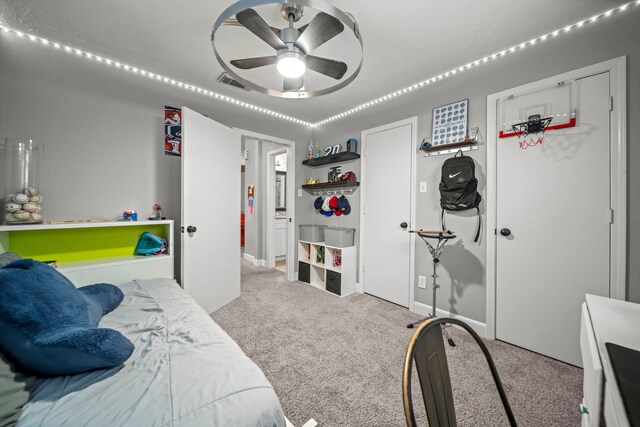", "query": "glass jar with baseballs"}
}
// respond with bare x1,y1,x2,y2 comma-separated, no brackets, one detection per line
1,138,44,225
